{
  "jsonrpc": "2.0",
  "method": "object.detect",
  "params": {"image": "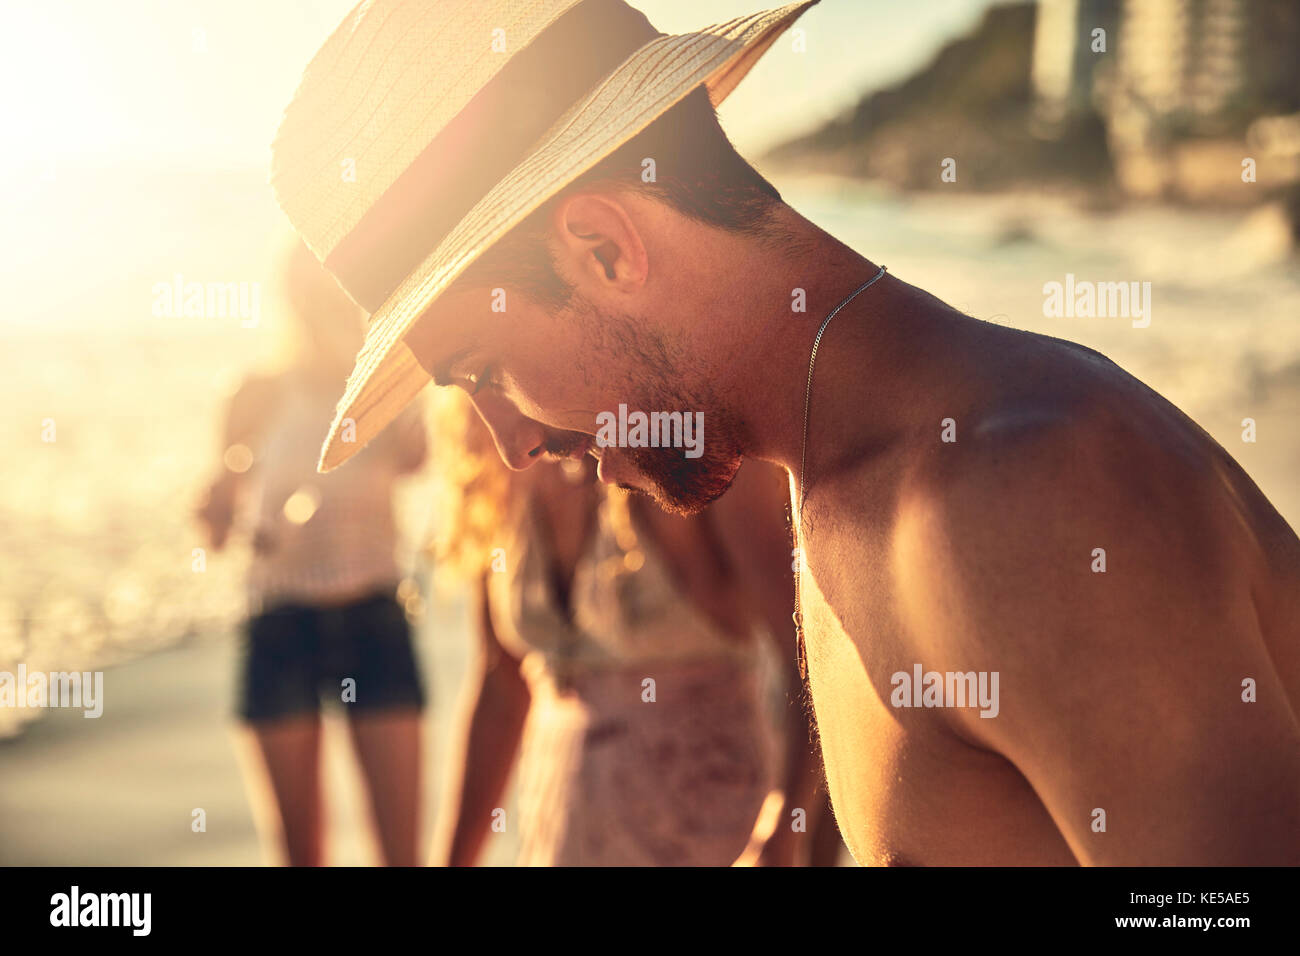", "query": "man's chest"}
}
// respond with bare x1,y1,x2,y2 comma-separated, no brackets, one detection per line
798,550,1077,866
